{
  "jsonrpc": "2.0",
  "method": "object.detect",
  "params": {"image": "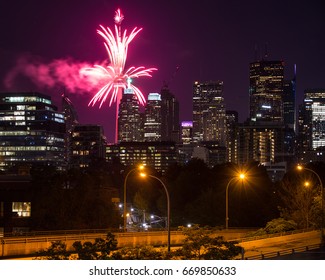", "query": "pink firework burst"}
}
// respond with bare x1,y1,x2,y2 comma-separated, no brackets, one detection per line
81,9,156,143
82,9,157,108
